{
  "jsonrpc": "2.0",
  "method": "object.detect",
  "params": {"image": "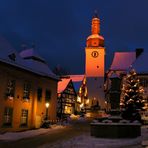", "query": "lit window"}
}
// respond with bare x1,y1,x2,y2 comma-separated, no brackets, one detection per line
77,96,81,103
23,83,31,100
3,107,13,126
21,109,28,126
5,80,15,99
